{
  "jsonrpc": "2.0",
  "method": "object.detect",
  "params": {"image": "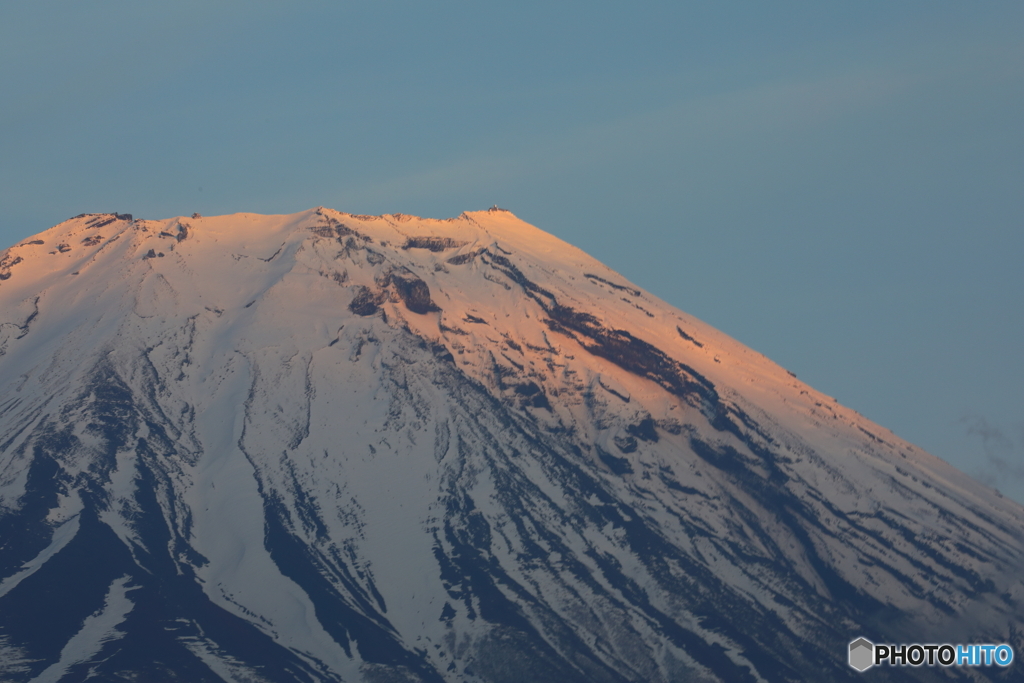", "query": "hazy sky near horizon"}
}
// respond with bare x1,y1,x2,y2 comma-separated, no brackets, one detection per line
2,2,1023,502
